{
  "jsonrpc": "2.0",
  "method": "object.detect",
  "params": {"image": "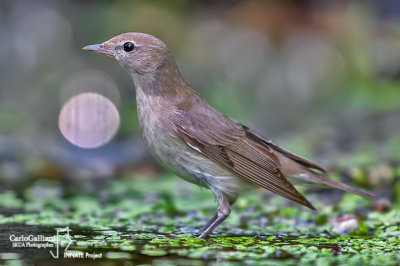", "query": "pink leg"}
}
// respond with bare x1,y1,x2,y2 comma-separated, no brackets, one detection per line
199,193,232,239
